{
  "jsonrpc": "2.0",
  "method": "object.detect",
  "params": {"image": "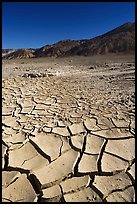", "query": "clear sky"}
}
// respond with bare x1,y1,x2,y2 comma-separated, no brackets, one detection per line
2,2,135,49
